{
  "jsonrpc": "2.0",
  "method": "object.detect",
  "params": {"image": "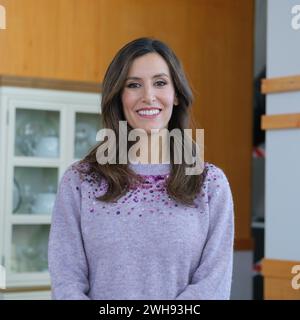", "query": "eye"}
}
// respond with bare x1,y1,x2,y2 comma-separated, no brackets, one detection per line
155,80,167,87
126,82,141,88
